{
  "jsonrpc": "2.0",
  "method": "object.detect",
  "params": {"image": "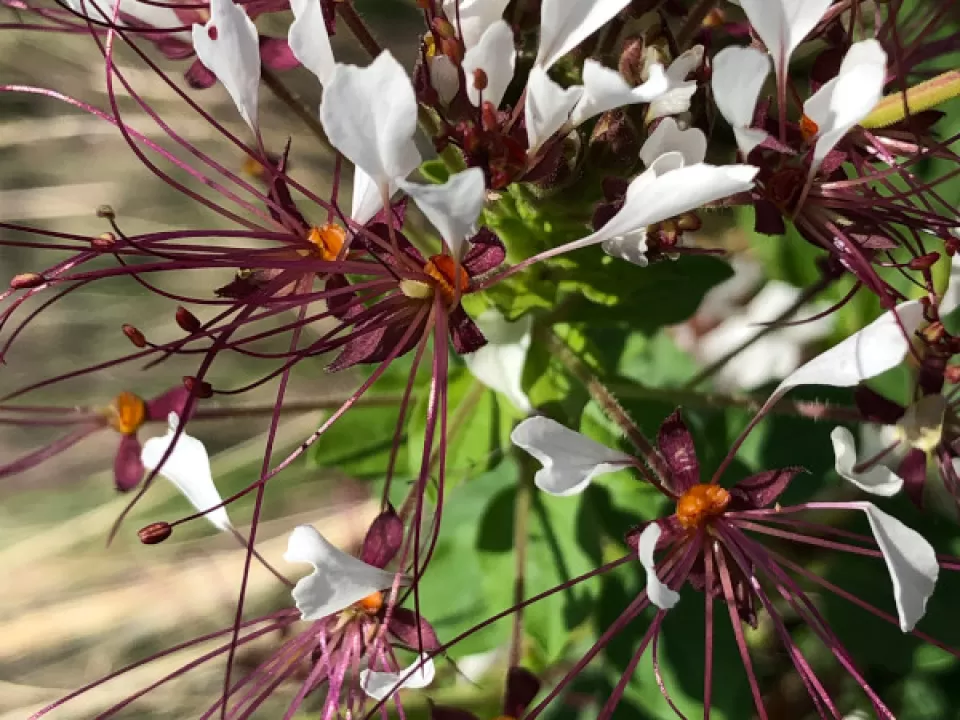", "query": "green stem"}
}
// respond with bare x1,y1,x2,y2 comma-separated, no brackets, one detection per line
862,70,960,129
